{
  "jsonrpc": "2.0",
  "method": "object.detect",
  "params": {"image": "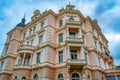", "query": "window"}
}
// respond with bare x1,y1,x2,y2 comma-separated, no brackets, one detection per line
27,41,30,45
59,20,63,27
71,50,77,59
31,39,34,46
41,22,44,29
72,73,80,80
107,76,115,80
21,76,26,80
14,76,18,80
94,40,97,48
70,32,76,39
9,35,12,41
33,73,39,80
27,56,30,65
59,33,63,43
118,75,120,80
39,35,43,45
36,52,41,63
0,61,4,70
23,32,26,40
33,26,36,33
5,47,8,54
29,28,32,36
69,17,74,21
27,39,34,46
87,75,90,80
98,57,101,67
59,51,63,63
58,73,64,80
